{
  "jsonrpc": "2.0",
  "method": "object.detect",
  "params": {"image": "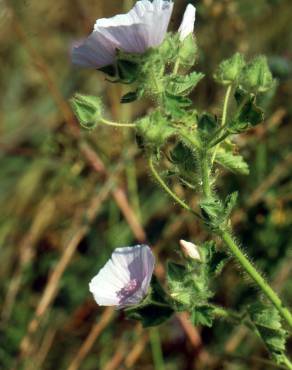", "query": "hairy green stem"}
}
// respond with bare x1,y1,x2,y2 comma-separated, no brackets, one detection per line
209,131,230,148
221,85,233,128
173,58,180,74
211,85,232,162
201,153,212,198
200,148,292,330
100,118,136,128
148,156,201,218
283,356,292,370
219,230,292,330
150,328,165,370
